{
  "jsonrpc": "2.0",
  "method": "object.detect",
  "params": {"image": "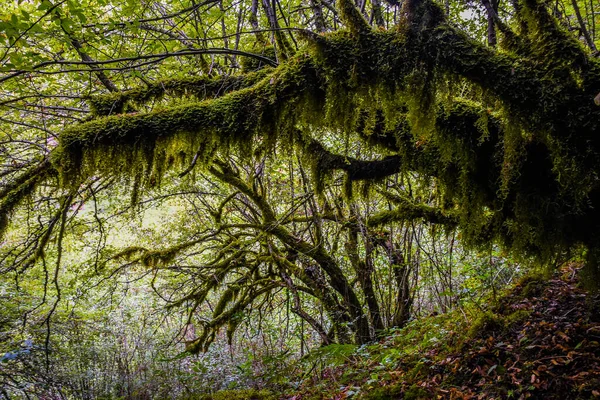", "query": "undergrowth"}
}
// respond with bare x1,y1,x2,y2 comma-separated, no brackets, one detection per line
196,263,600,399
